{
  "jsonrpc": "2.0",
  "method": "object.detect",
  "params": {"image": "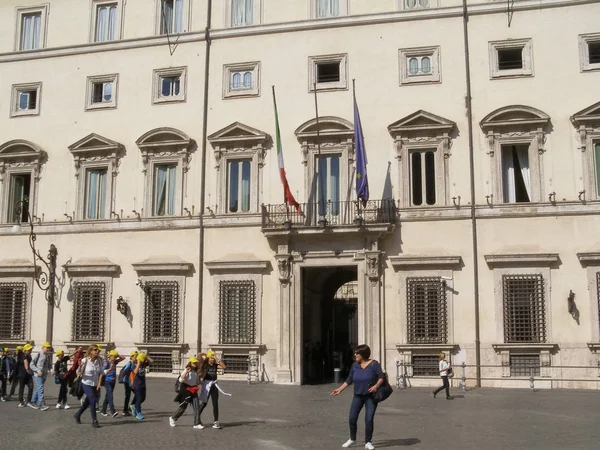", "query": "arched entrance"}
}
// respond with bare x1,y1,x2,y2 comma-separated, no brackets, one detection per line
302,266,358,384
